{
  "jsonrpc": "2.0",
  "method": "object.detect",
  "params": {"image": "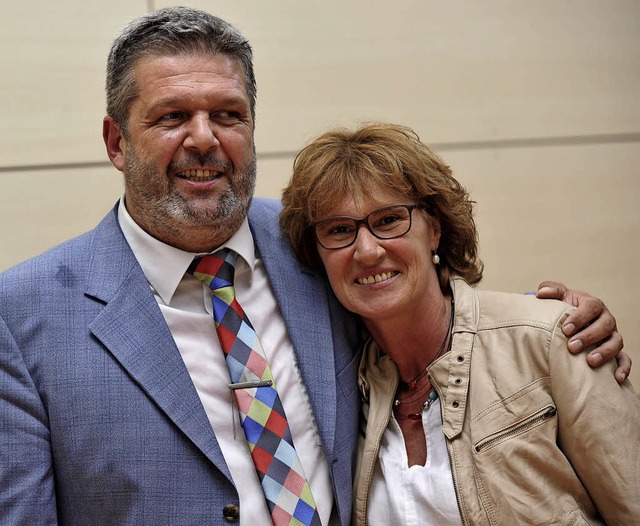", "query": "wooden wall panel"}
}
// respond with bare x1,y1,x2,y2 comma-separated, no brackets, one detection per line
0,166,123,271
1,0,148,167
445,143,639,362
448,144,638,290
156,0,640,152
